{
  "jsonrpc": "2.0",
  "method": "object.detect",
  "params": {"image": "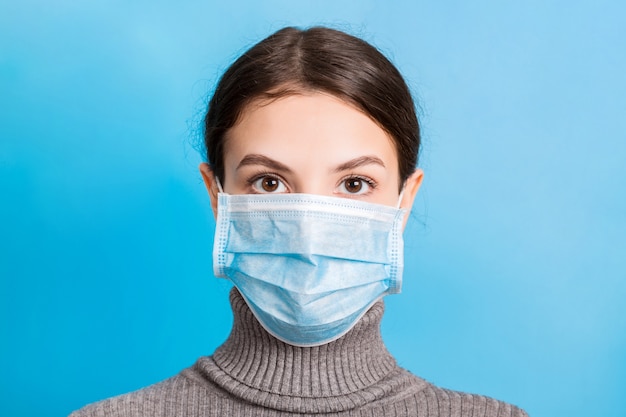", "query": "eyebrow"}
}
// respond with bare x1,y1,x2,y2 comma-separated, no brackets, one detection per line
236,154,385,173
332,155,386,173
237,154,293,173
